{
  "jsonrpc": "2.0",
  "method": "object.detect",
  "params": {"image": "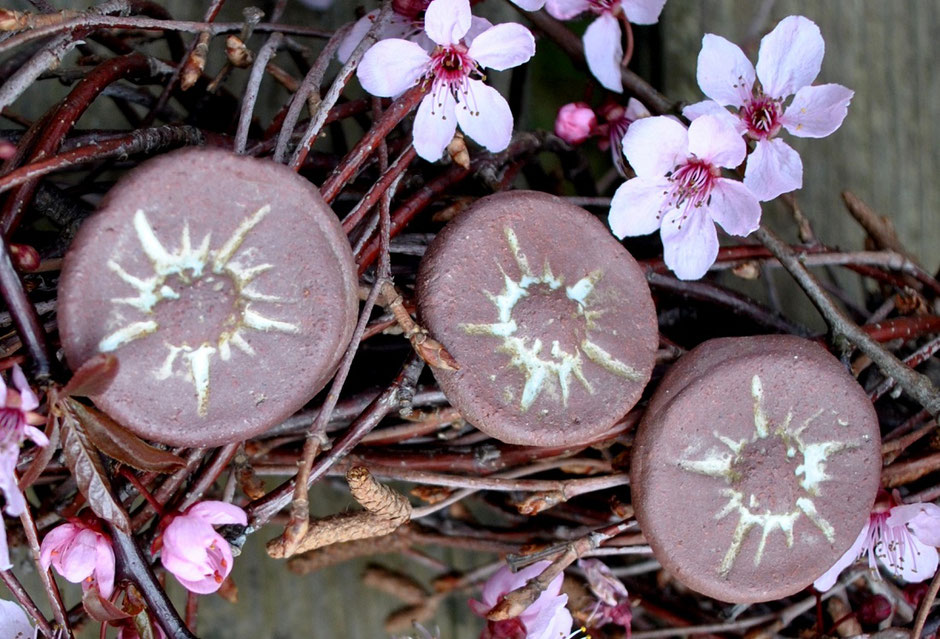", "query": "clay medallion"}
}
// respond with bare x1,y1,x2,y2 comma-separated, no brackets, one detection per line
631,335,881,603
416,190,658,447
58,147,358,446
